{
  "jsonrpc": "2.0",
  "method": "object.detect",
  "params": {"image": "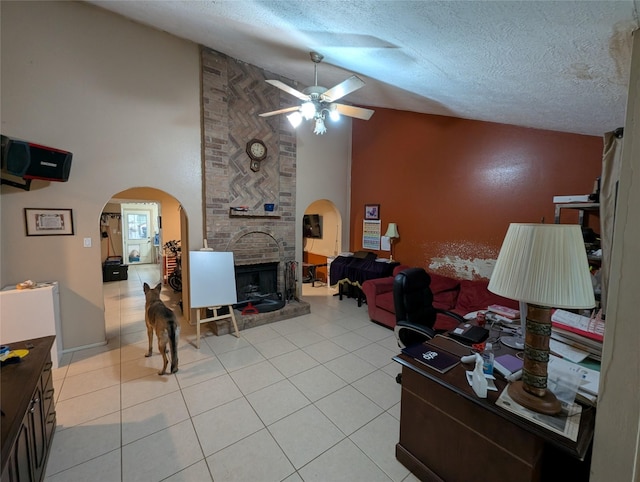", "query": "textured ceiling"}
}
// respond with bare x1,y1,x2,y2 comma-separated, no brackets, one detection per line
87,1,639,136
